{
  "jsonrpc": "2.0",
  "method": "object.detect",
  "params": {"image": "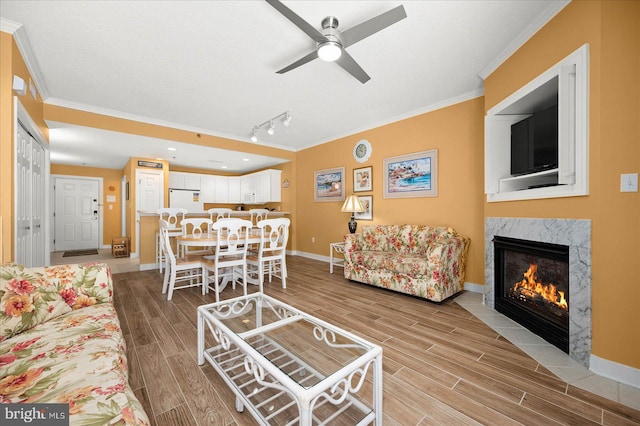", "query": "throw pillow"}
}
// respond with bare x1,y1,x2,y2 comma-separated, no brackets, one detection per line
0,264,72,340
